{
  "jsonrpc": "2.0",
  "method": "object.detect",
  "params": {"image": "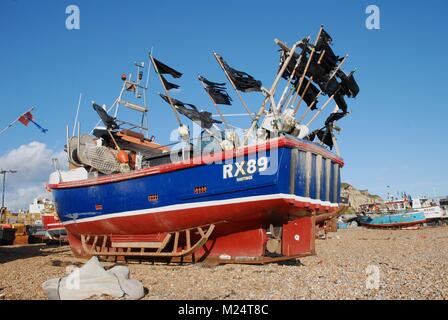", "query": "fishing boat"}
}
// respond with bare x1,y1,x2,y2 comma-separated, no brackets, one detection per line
48,26,359,264
358,212,427,229
411,197,448,224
